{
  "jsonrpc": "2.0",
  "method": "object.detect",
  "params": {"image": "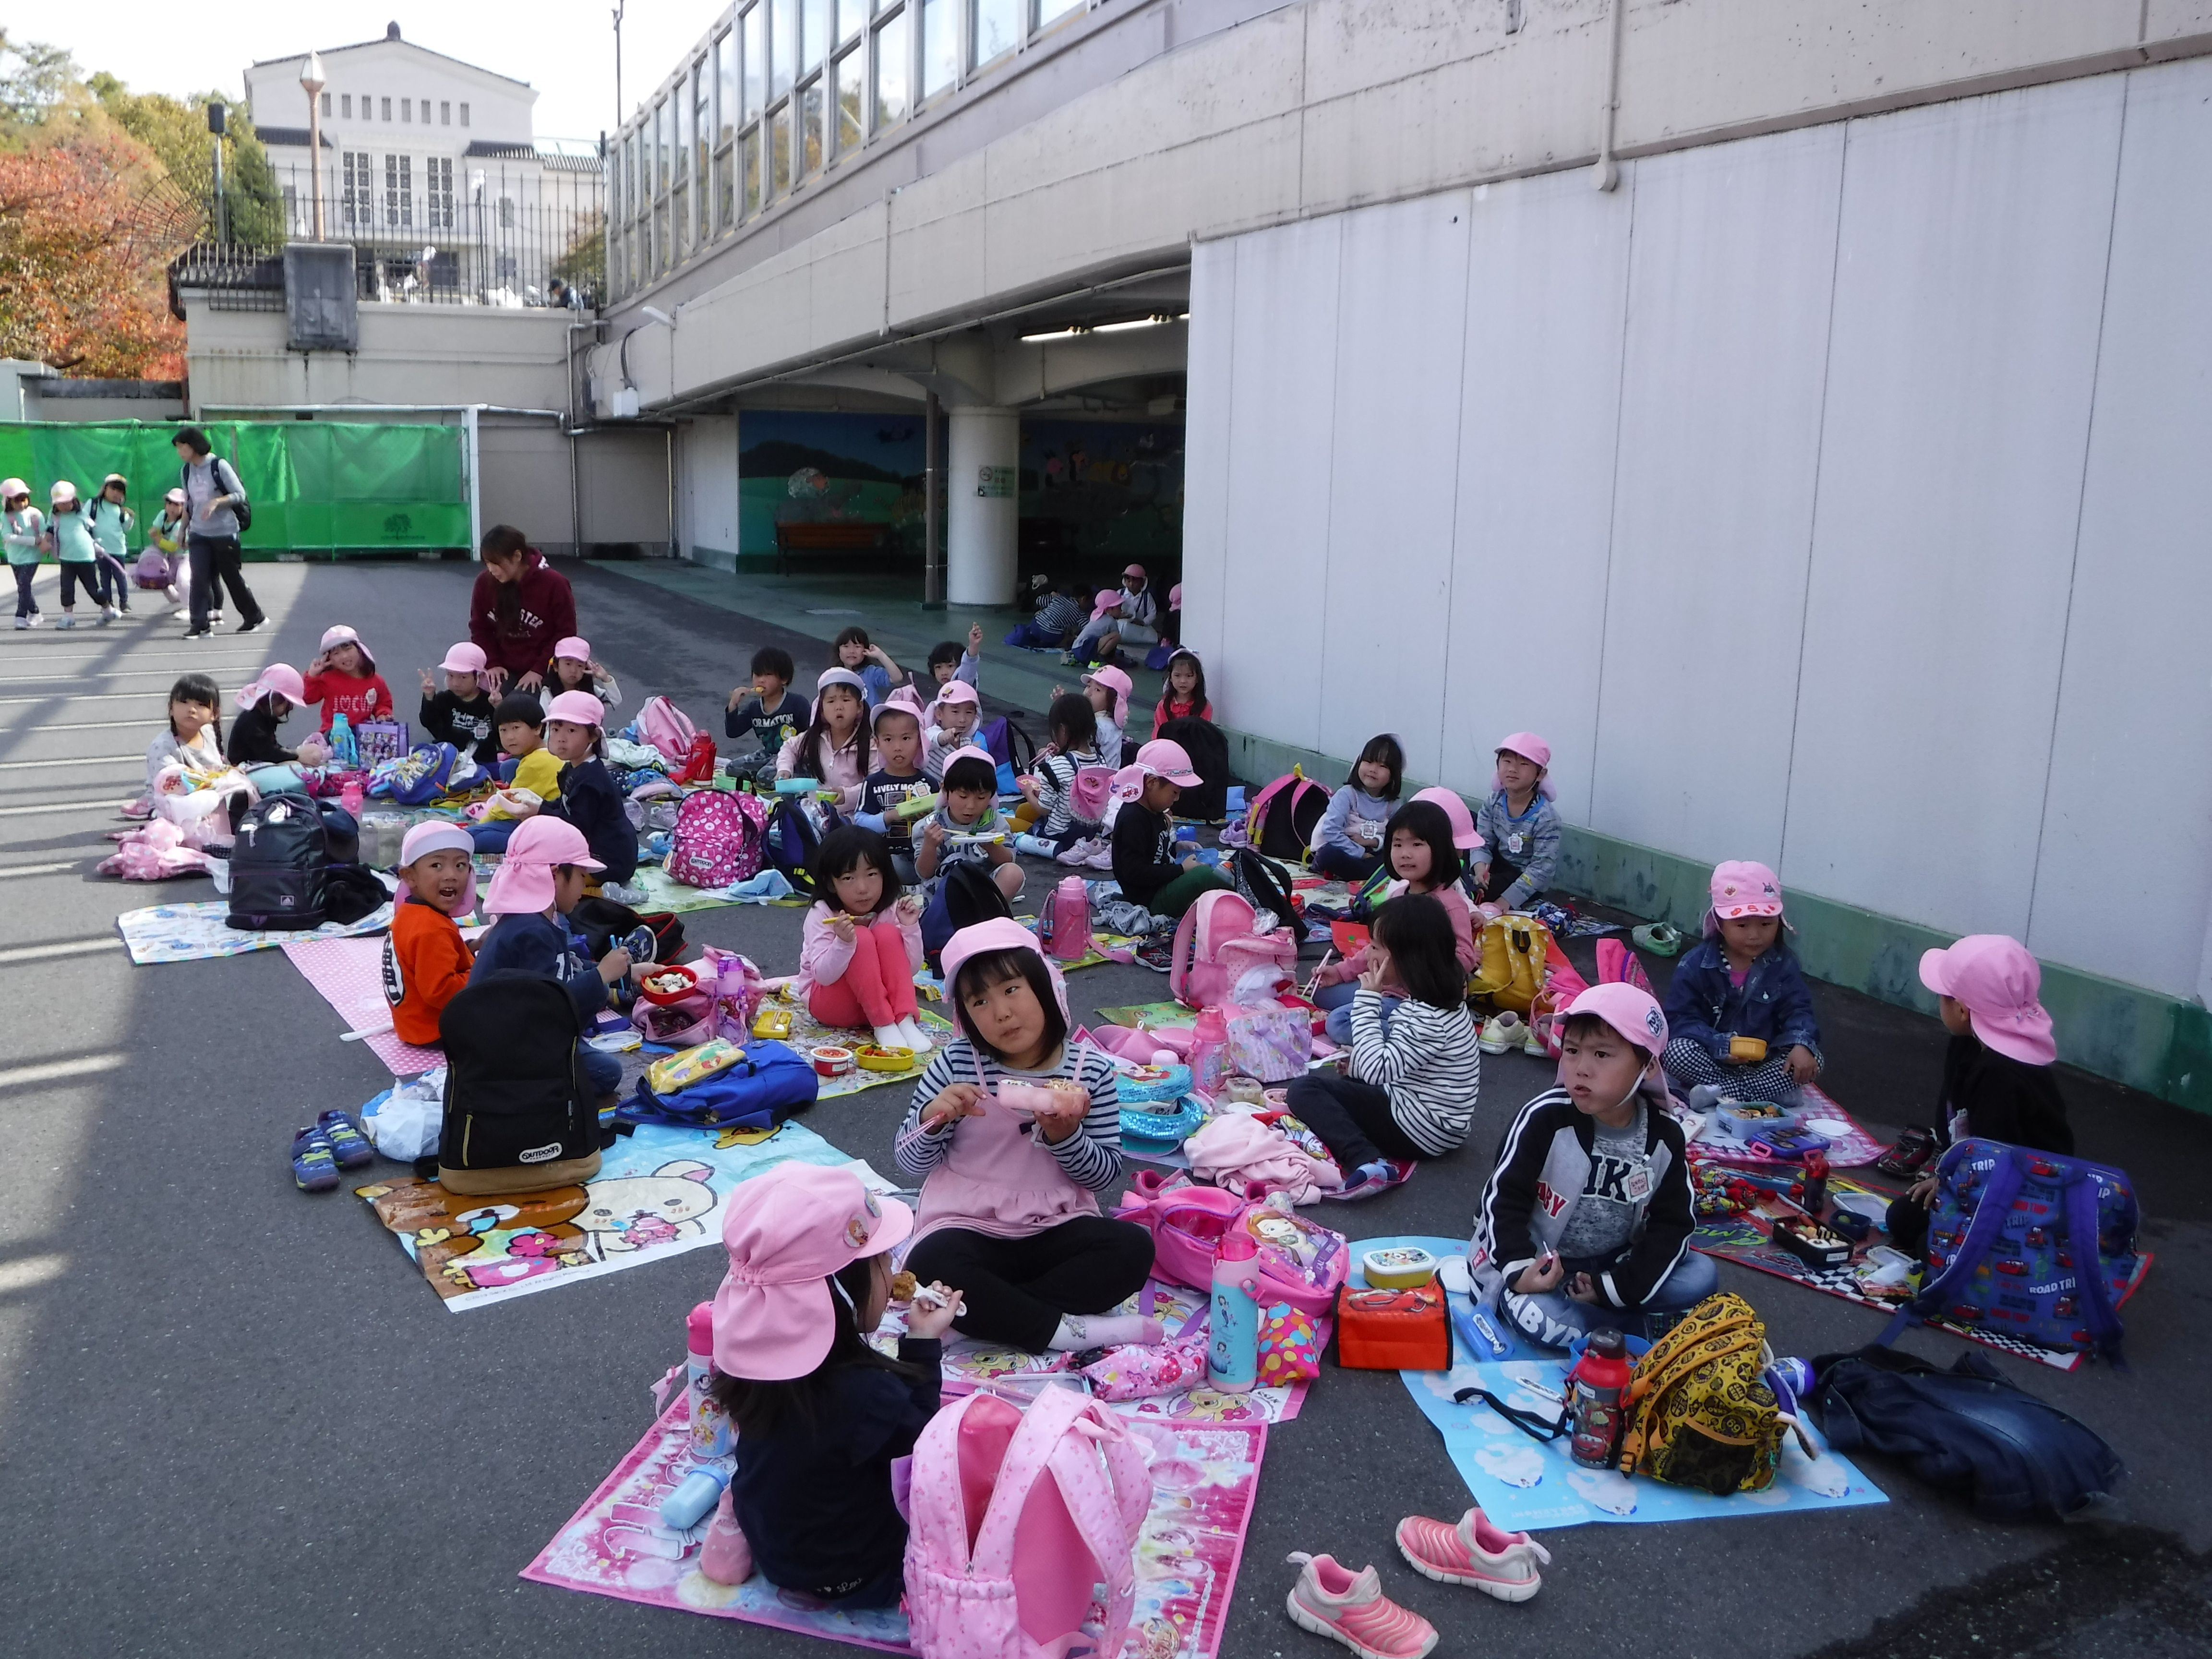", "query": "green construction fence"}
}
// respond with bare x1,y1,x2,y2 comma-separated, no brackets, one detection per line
0,420,469,554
